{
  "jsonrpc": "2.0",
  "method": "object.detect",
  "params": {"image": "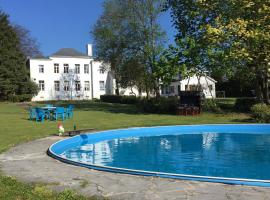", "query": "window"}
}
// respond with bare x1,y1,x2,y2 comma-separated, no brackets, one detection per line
75,64,80,74
54,81,60,91
64,81,69,91
84,81,90,91
99,81,105,91
54,64,59,73
209,85,213,91
38,80,45,91
165,86,169,94
170,86,175,94
75,81,81,91
39,65,44,73
84,64,89,74
99,67,105,74
64,64,69,73
185,85,201,91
